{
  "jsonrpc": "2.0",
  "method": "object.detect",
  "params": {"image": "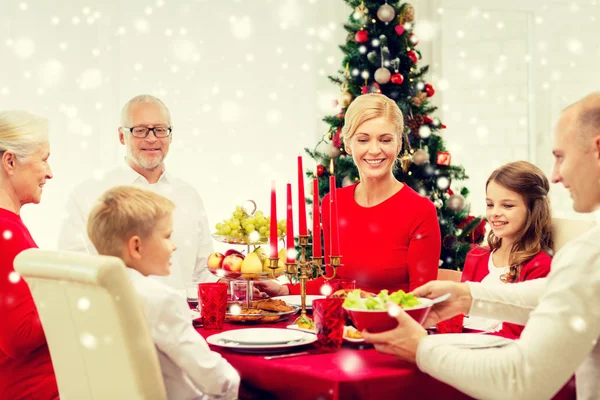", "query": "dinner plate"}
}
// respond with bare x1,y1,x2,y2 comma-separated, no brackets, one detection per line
429,333,513,349
272,295,326,309
207,329,317,353
221,328,305,345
